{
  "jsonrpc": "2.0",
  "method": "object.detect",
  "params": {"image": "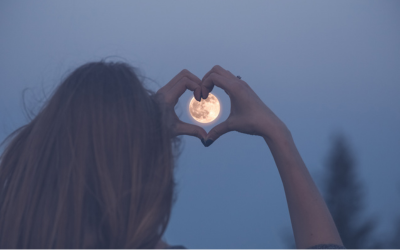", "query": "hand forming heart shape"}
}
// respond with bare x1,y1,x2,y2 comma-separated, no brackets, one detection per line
153,69,207,142
154,65,289,147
